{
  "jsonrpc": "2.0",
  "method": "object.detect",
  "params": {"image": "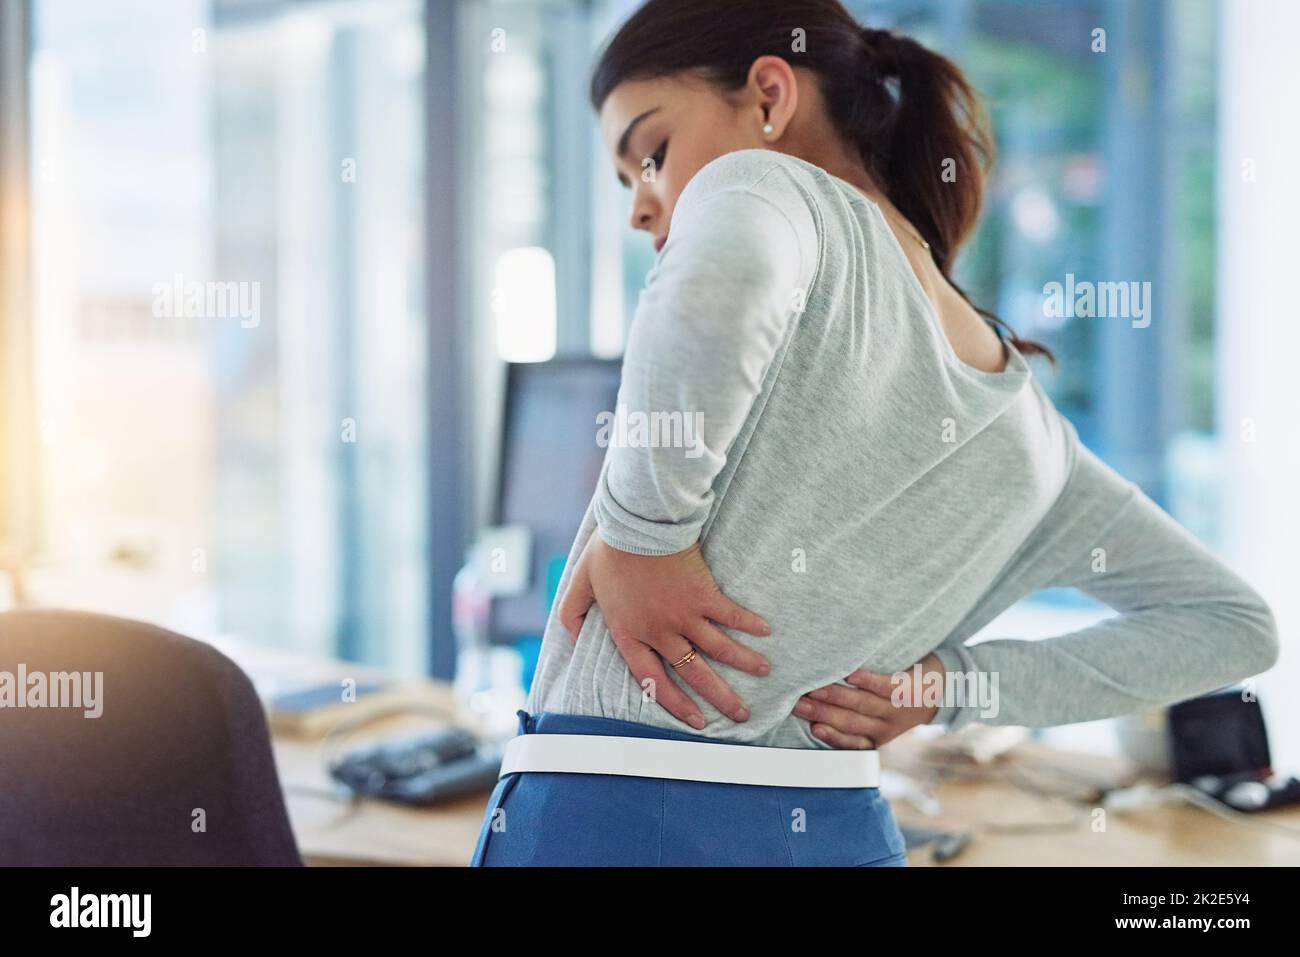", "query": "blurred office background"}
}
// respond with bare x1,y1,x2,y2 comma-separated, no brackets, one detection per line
0,0,1294,763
